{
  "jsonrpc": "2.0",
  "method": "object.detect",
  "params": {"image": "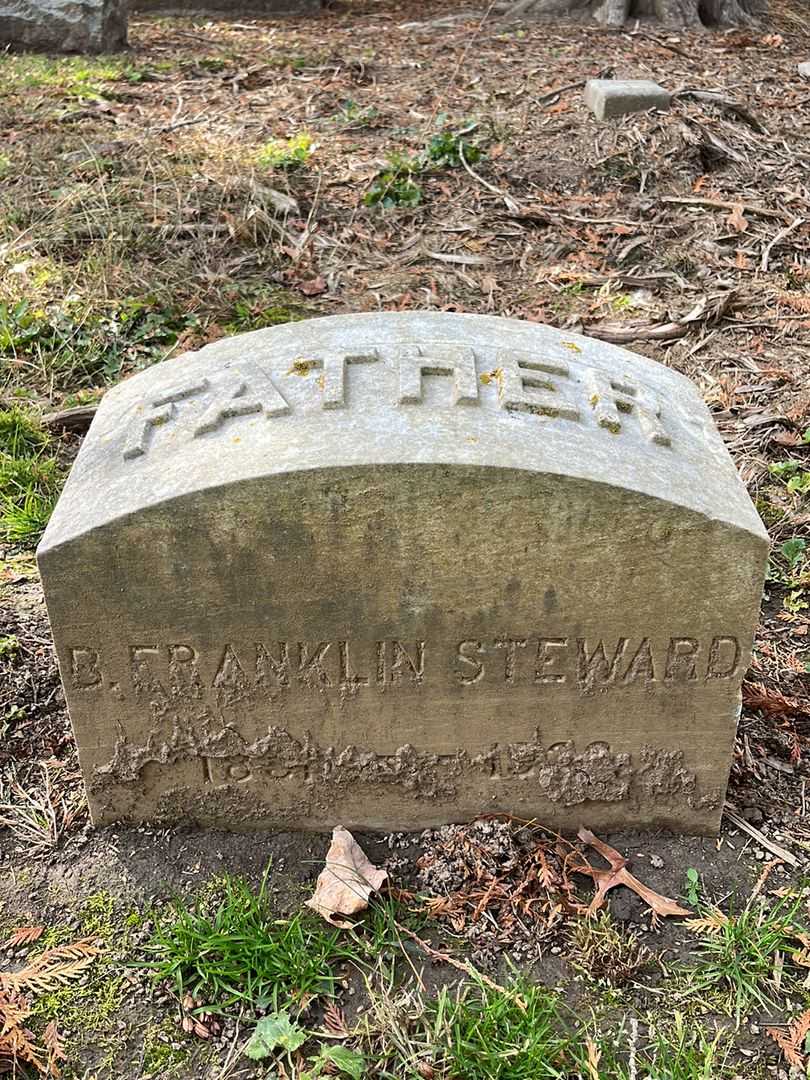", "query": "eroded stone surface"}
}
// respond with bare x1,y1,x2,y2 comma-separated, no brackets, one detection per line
38,313,767,834
0,0,127,52
584,79,671,120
